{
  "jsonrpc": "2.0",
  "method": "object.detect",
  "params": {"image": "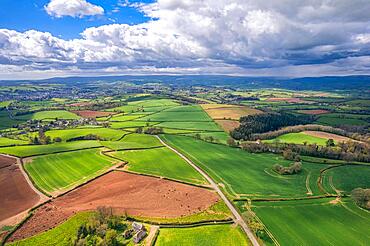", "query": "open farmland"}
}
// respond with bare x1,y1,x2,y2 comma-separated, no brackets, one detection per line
0,137,28,147
252,198,370,245
263,132,329,146
44,128,127,141
161,135,327,199
0,140,102,157
70,110,113,118
112,147,206,184
201,104,262,120
15,110,80,121
0,155,40,224
24,149,116,194
101,133,163,150
9,171,219,242
155,224,248,246
138,108,212,122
